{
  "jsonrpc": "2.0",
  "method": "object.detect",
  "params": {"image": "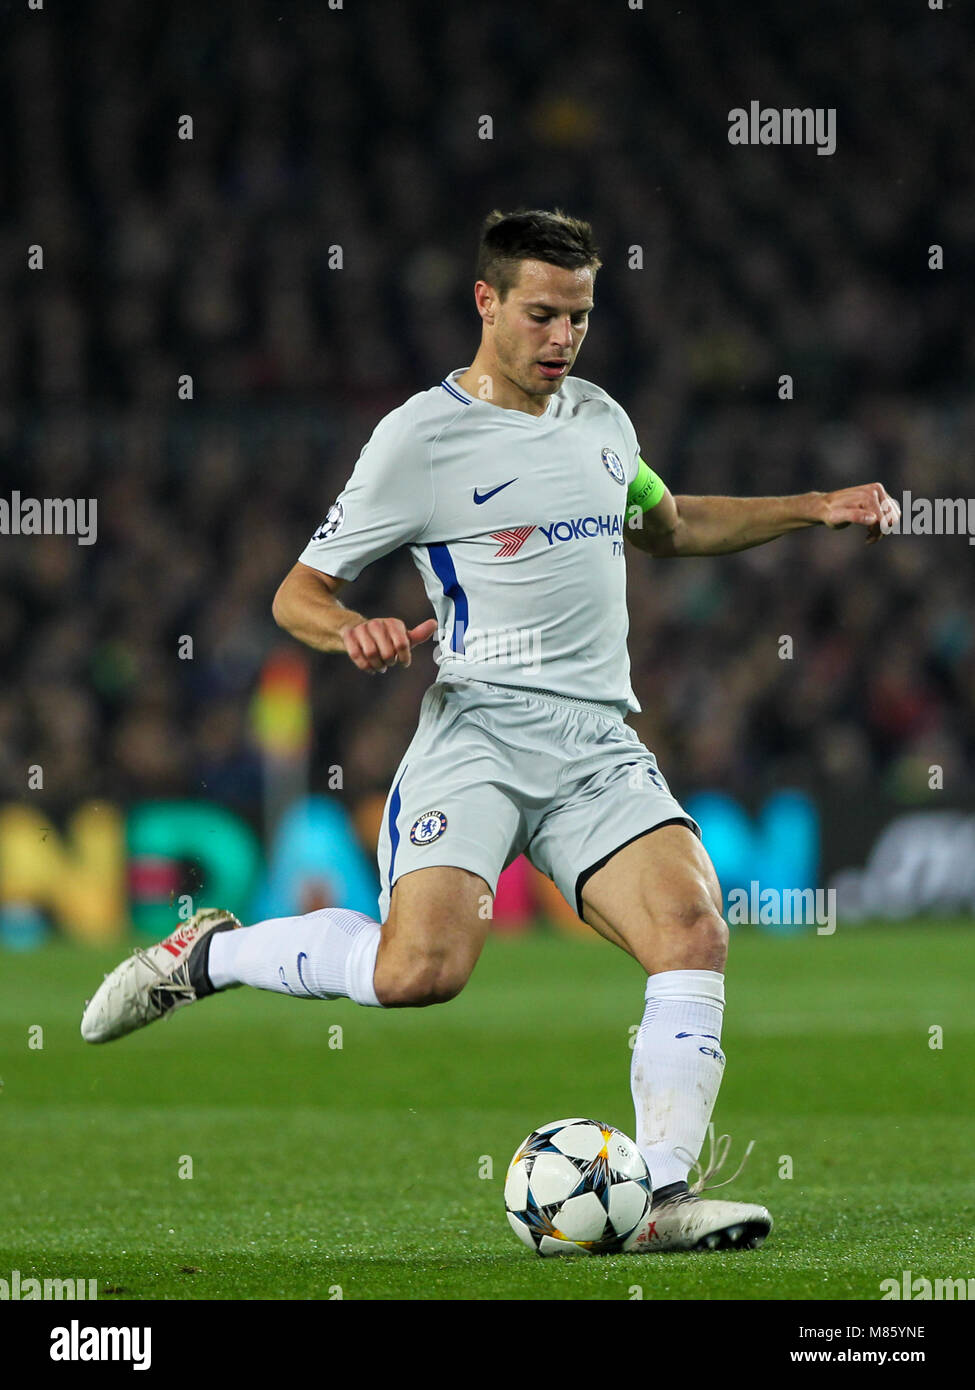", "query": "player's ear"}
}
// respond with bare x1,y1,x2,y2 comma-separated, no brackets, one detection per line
474,280,497,324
